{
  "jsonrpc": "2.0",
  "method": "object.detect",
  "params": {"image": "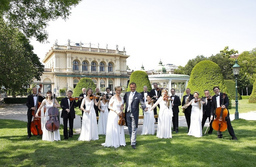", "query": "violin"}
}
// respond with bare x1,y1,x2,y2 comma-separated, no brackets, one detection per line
30,84,43,136
89,95,95,100
212,93,228,132
45,94,60,132
69,97,79,101
118,112,126,126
